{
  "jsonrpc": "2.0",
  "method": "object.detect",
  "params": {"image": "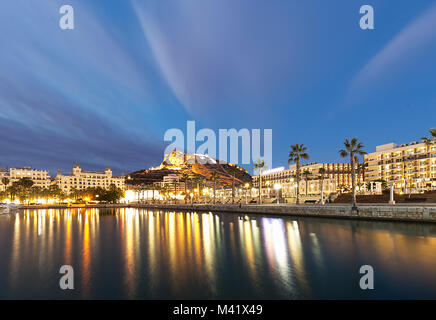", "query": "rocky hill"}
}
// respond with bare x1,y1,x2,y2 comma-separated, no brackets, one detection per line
126,150,252,187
